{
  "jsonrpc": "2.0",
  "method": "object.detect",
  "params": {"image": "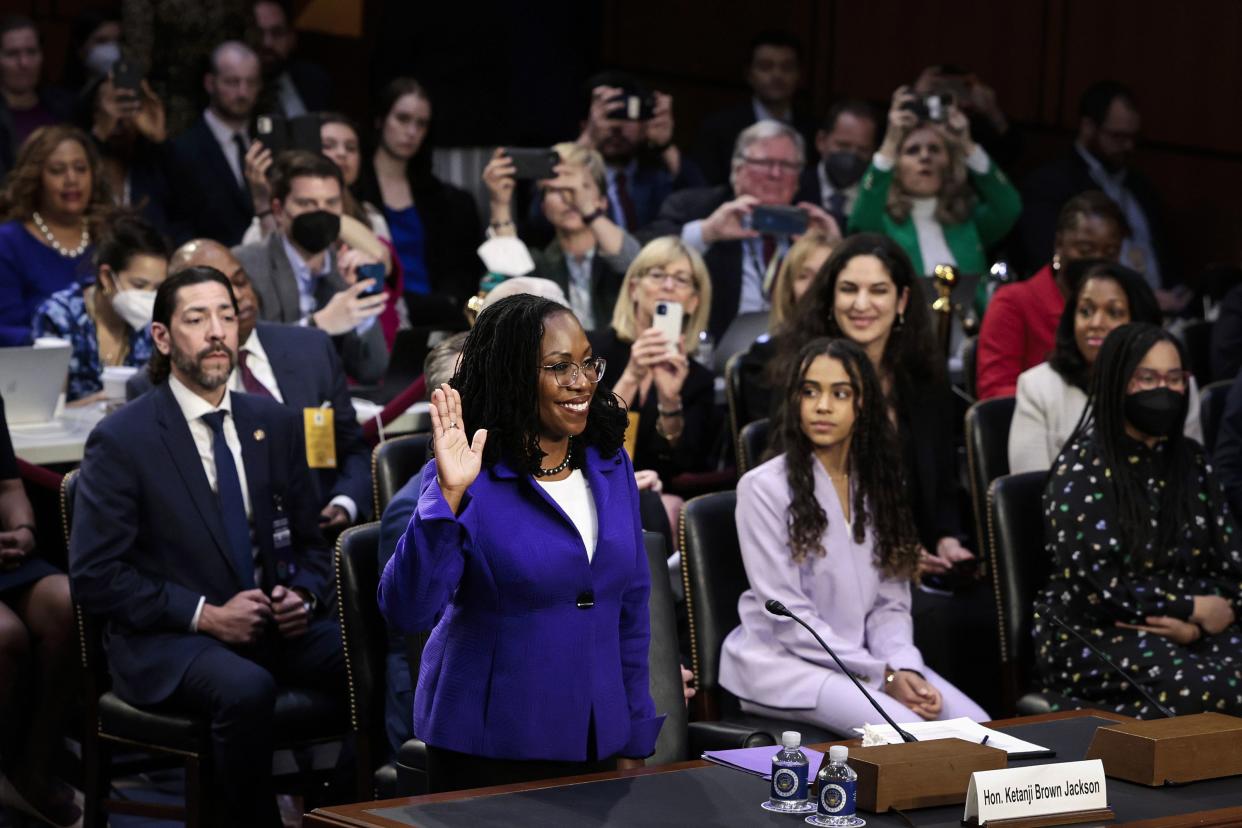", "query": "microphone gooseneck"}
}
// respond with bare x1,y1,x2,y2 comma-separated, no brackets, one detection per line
1034,602,1176,719
765,599,918,743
